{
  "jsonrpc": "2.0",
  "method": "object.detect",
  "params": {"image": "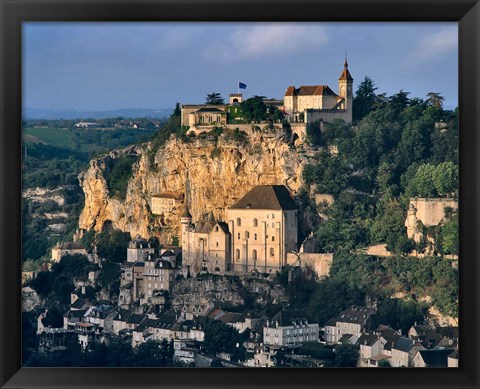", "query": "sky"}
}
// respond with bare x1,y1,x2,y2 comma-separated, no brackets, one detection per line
23,22,458,112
